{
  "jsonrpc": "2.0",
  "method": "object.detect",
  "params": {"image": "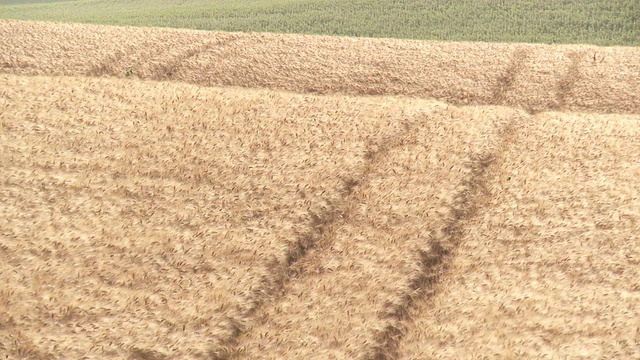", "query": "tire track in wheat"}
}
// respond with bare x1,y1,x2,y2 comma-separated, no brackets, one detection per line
150,35,238,81
3,21,640,114
206,186,351,360
225,105,522,360
223,106,443,359
554,51,584,110
205,102,438,360
396,112,640,359
370,112,521,360
491,48,528,106
88,33,156,77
